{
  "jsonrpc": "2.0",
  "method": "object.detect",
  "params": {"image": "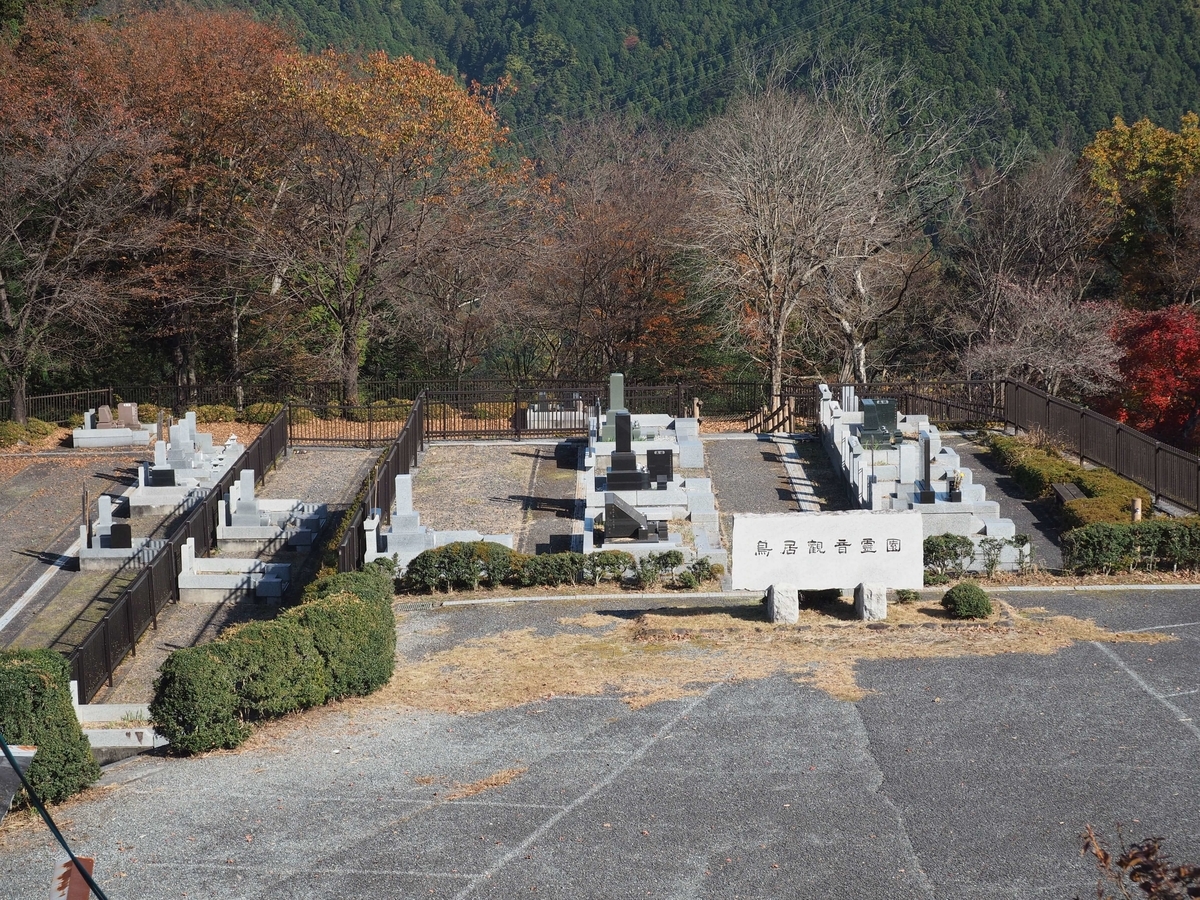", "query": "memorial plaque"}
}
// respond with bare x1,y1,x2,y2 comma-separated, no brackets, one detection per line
731,510,923,590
